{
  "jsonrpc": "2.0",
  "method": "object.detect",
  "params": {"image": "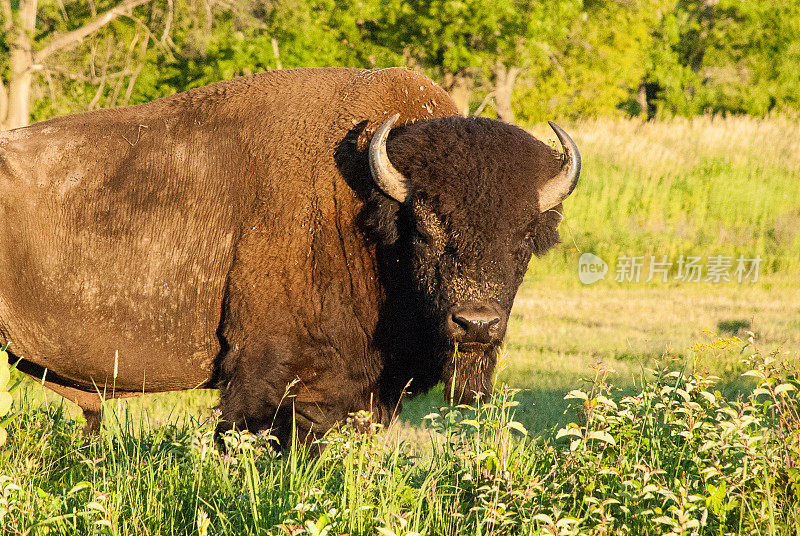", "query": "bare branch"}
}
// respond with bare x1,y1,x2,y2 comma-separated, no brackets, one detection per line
55,0,69,21
33,0,151,64
122,31,149,105
89,41,97,80
202,0,213,32
127,14,171,56
43,68,57,103
108,73,125,106
472,91,495,117
109,31,140,105
45,65,135,83
126,30,142,66
122,65,142,105
161,0,173,46
17,0,38,34
44,65,89,82
88,42,113,110
87,75,107,110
